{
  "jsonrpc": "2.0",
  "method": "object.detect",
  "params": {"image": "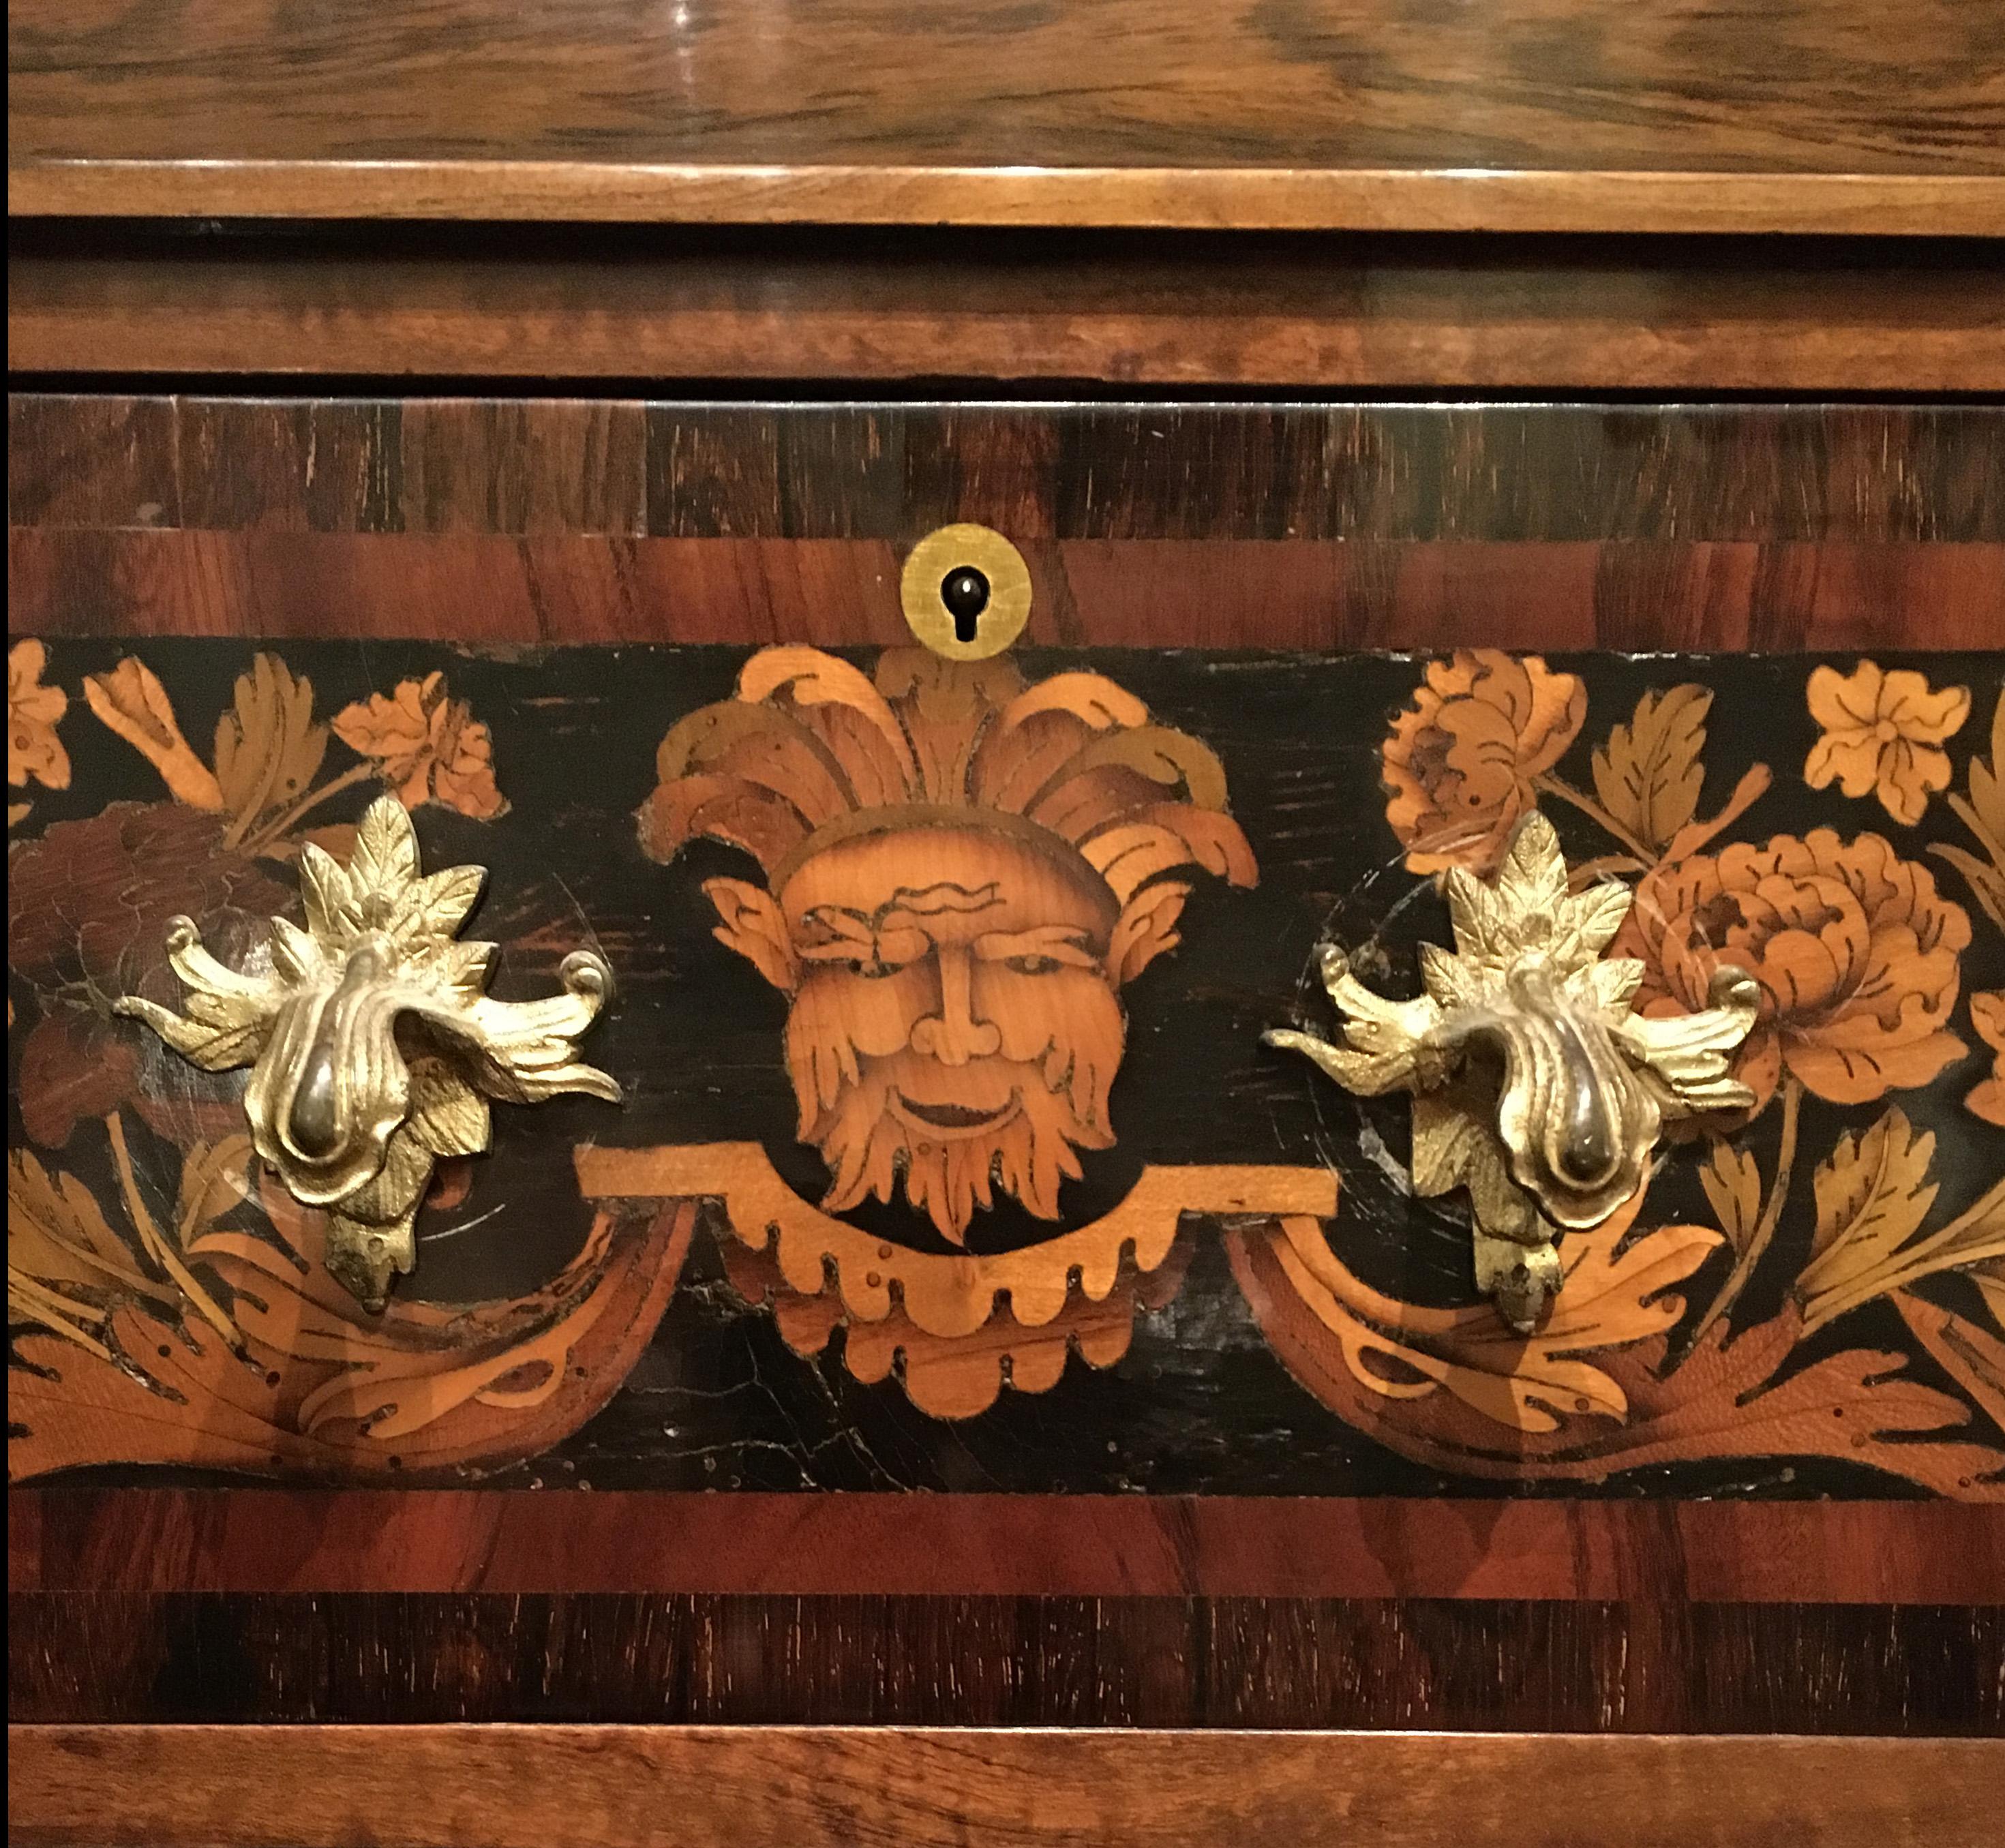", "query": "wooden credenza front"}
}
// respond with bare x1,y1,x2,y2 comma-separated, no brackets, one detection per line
10,3,2005,1843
